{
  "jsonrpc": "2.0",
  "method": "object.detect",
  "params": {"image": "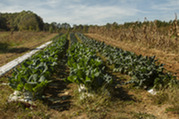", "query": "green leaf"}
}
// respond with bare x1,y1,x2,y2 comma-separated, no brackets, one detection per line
16,83,24,91
33,81,48,93
85,76,91,83
39,75,46,82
